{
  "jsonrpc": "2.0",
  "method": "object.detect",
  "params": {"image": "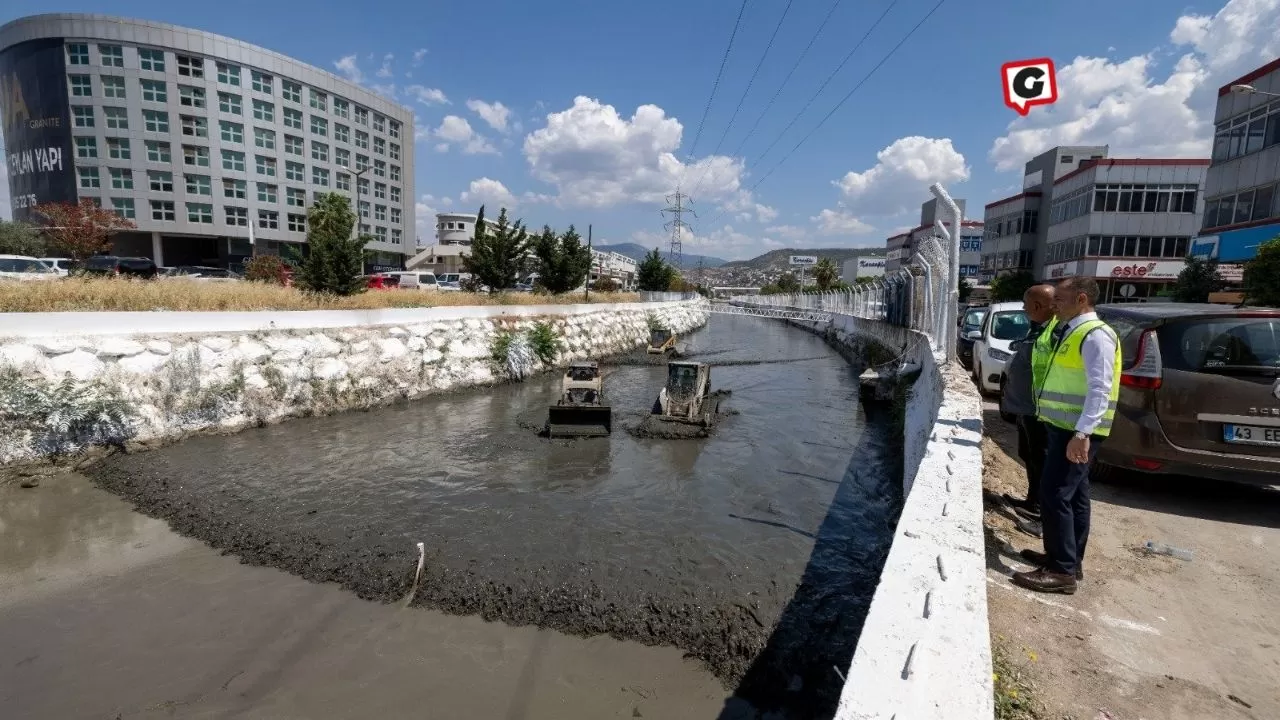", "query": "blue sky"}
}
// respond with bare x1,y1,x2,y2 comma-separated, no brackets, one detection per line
2,0,1279,259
